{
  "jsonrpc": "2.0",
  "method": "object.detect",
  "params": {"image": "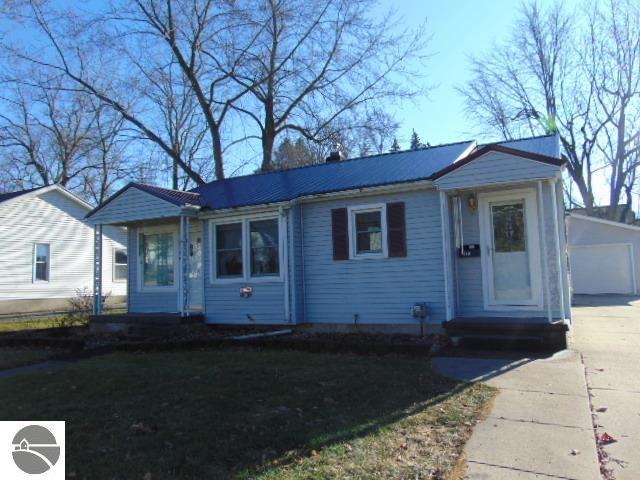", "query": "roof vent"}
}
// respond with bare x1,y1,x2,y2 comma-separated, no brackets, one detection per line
325,145,345,163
